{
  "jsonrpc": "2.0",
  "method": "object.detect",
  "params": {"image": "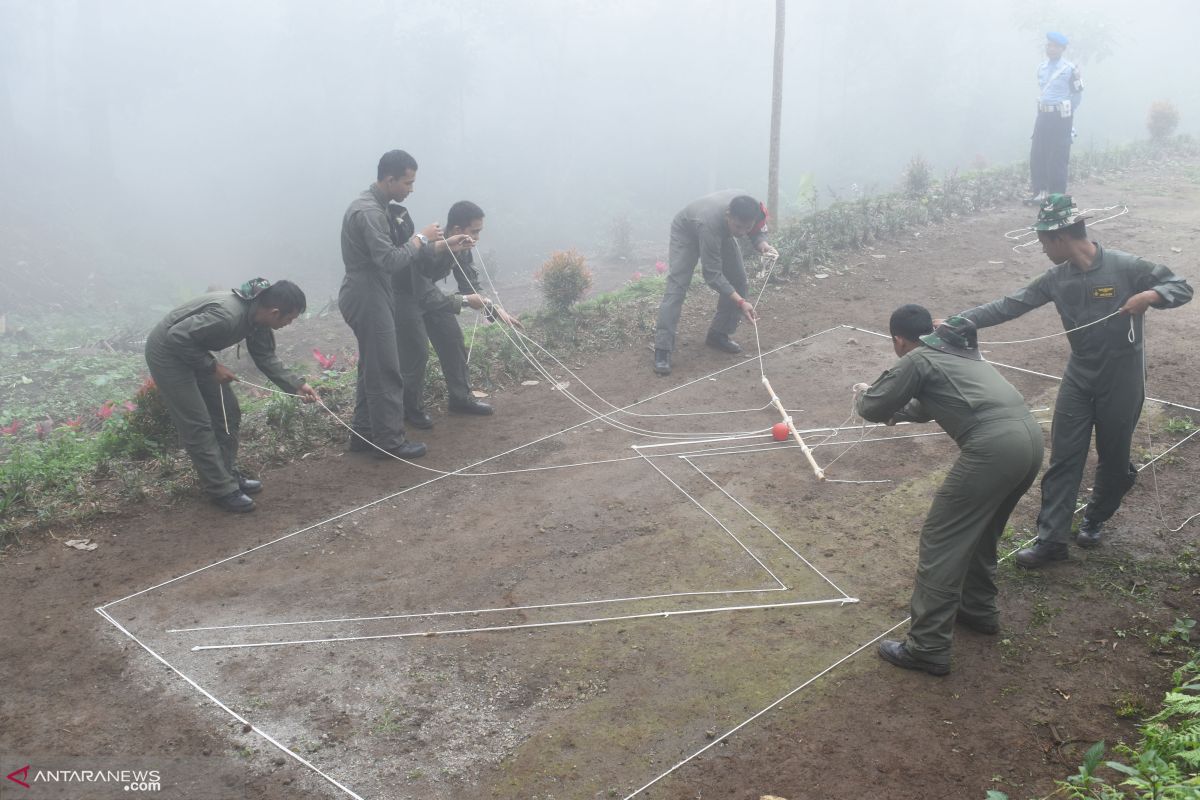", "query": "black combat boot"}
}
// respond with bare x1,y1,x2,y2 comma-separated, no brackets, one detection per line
448,398,494,416
653,349,671,376
705,331,743,354
1015,539,1069,568
374,440,428,460
1075,518,1103,548
877,640,950,676
405,408,434,429
234,471,263,496
213,490,256,513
